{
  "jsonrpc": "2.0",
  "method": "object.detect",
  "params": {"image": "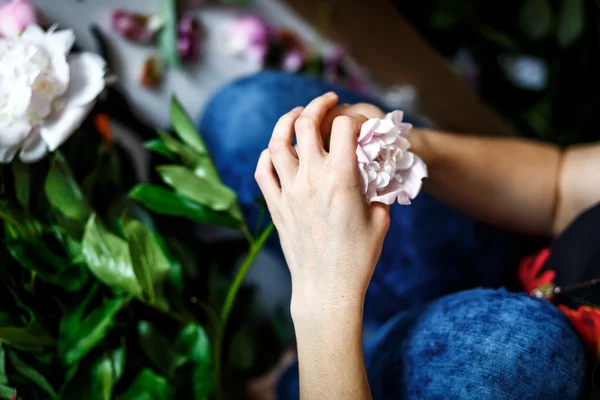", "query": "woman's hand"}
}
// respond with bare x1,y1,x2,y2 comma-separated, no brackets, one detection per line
254,93,390,319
